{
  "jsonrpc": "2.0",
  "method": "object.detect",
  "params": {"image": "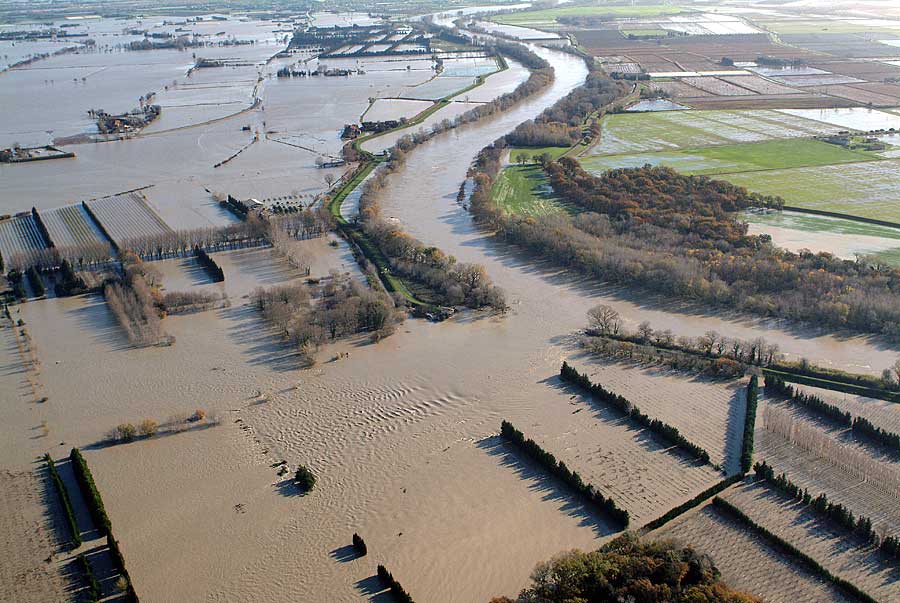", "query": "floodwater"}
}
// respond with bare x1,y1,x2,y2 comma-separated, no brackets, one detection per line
626,99,688,112
778,107,900,132
3,14,900,603
745,209,900,262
